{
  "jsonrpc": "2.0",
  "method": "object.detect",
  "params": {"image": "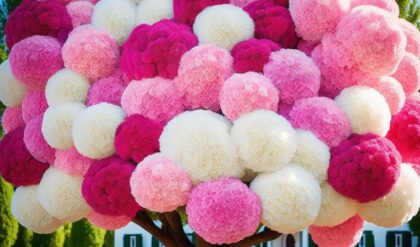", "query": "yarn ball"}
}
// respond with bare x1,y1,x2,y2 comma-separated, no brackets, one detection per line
62,25,120,81
38,167,90,222
24,115,55,164
82,157,140,217
130,153,193,212
9,36,64,91
359,164,420,227
121,20,198,81
87,211,132,230
335,86,391,136
0,60,26,107
66,1,94,27
350,0,399,16
392,52,420,96
176,44,233,111
173,0,229,26
4,0,72,49
231,38,281,73
231,110,298,173
399,18,420,57
114,114,163,163
160,110,244,183
193,4,255,51
328,133,401,203
45,68,90,107
2,106,24,134
263,49,320,104
136,0,174,25
0,128,49,186
309,215,364,247
121,78,183,124
86,73,126,106
73,103,126,159
11,186,63,234
54,147,93,177
42,102,86,150
21,91,48,124
250,165,322,234
220,72,279,121
297,40,318,56
186,177,261,244
289,97,351,147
